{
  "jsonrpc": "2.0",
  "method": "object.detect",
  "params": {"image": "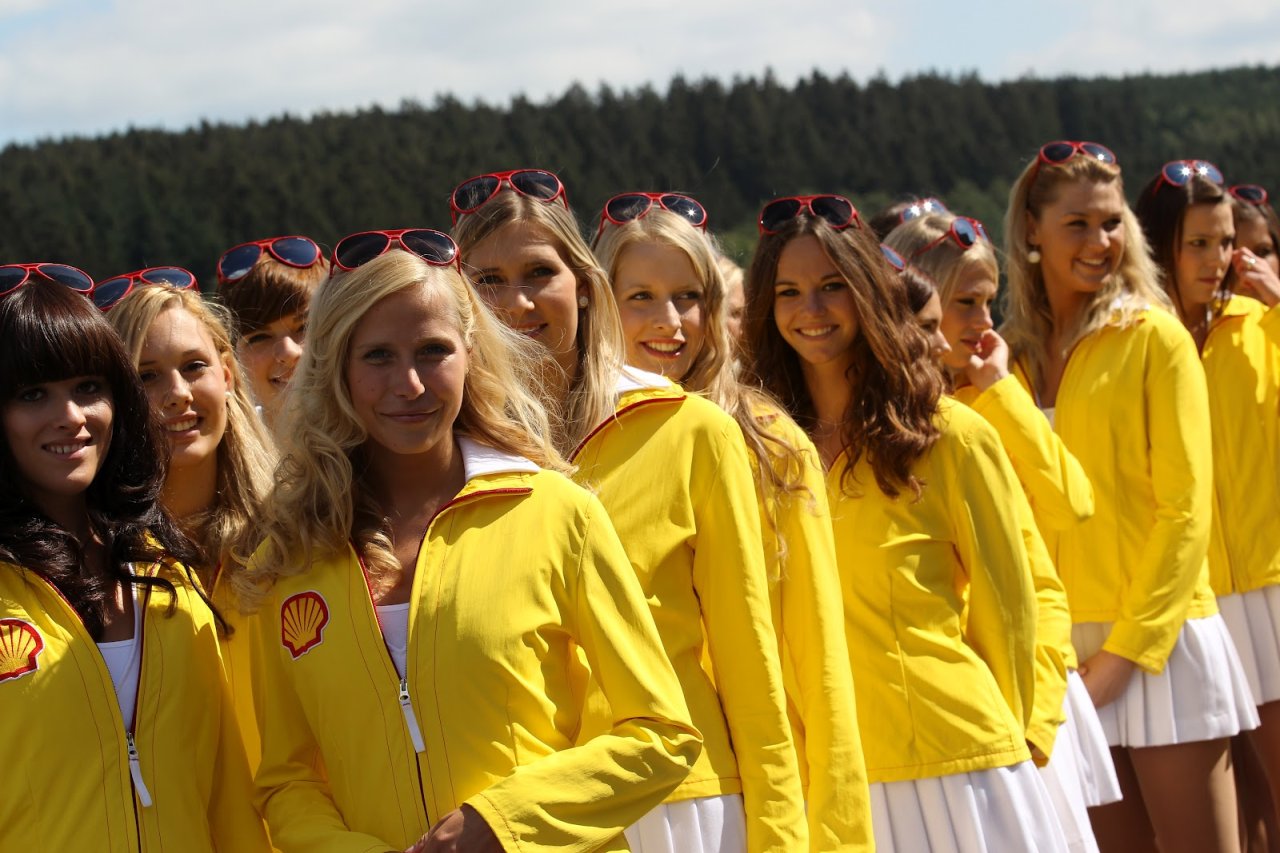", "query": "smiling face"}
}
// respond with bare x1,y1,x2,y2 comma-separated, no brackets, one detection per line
137,306,233,477
1028,178,1127,309
772,234,859,373
465,220,583,380
235,311,306,416
939,264,998,371
345,284,468,466
611,241,706,380
1173,202,1234,314
3,375,113,518
914,290,952,363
